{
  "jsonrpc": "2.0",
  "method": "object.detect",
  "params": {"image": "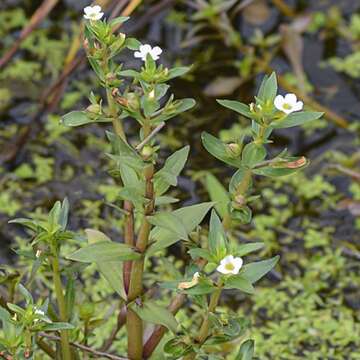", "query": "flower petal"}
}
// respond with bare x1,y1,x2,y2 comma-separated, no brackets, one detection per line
140,44,151,53
274,95,285,111
152,46,162,56
84,6,92,14
217,264,229,274
284,93,297,106
292,101,303,112
93,5,102,13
